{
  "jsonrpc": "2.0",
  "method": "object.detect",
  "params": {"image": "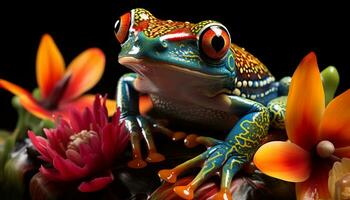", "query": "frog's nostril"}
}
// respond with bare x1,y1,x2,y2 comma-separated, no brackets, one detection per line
115,12,131,44
159,40,168,49
152,39,168,52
